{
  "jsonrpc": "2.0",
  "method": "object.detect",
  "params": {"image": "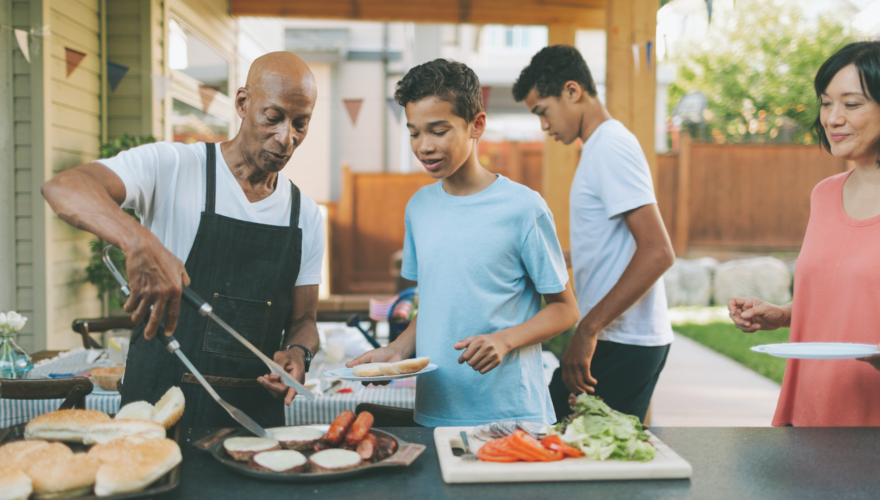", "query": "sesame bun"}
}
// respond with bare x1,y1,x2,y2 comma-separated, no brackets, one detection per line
24,409,111,443
115,401,154,421
25,452,99,499
151,386,185,429
83,420,166,445
395,357,430,375
0,469,32,500
93,438,181,496
0,440,50,464
352,363,390,377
